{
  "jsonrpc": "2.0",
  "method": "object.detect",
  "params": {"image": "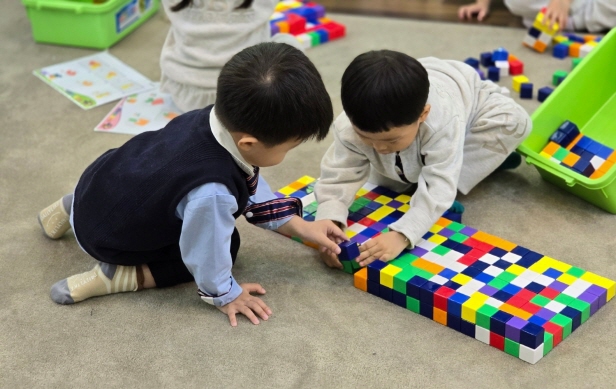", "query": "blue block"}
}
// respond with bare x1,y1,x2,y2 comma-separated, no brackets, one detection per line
566,33,586,43
461,266,481,278
520,83,533,99
502,283,522,295
475,272,494,284
544,268,563,278
580,150,594,161
314,29,329,43
487,66,500,82
447,293,470,317
549,130,569,146
441,239,459,250
442,209,463,223
379,285,393,302
492,290,513,302
455,244,472,254
443,280,462,290
348,212,364,222
526,282,545,294
407,276,428,299
558,120,580,138
270,23,280,36
528,315,548,327
367,280,380,296
597,146,614,160
587,141,603,155
447,313,461,331
338,241,360,261
553,44,569,59
560,306,582,331
490,311,513,336
493,259,511,270
492,47,509,61
439,268,458,279
392,290,407,307
571,145,585,155
419,281,441,305
464,57,480,69
367,260,388,282
573,158,595,176
528,27,541,38
480,52,494,67
288,6,319,23
469,261,489,272
538,86,553,102
419,302,433,319
489,247,508,257
460,320,476,337
516,251,543,267
511,246,530,256
576,136,592,149
520,322,545,349
303,214,315,221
